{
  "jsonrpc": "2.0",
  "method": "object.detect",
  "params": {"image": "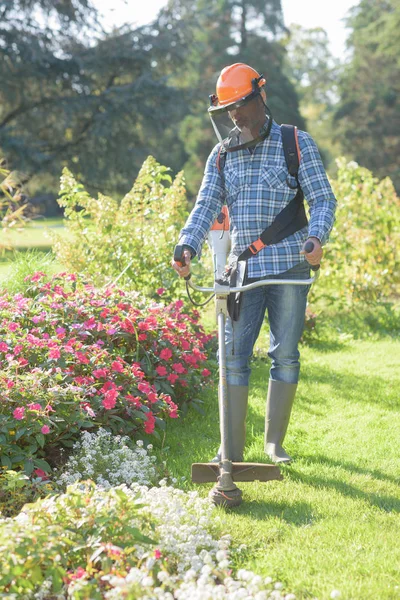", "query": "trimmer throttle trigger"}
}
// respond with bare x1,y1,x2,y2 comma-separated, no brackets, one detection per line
173,245,191,280
304,240,320,272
